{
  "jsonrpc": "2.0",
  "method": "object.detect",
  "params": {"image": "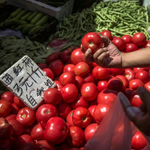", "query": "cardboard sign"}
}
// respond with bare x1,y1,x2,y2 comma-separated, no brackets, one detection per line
0,55,56,110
